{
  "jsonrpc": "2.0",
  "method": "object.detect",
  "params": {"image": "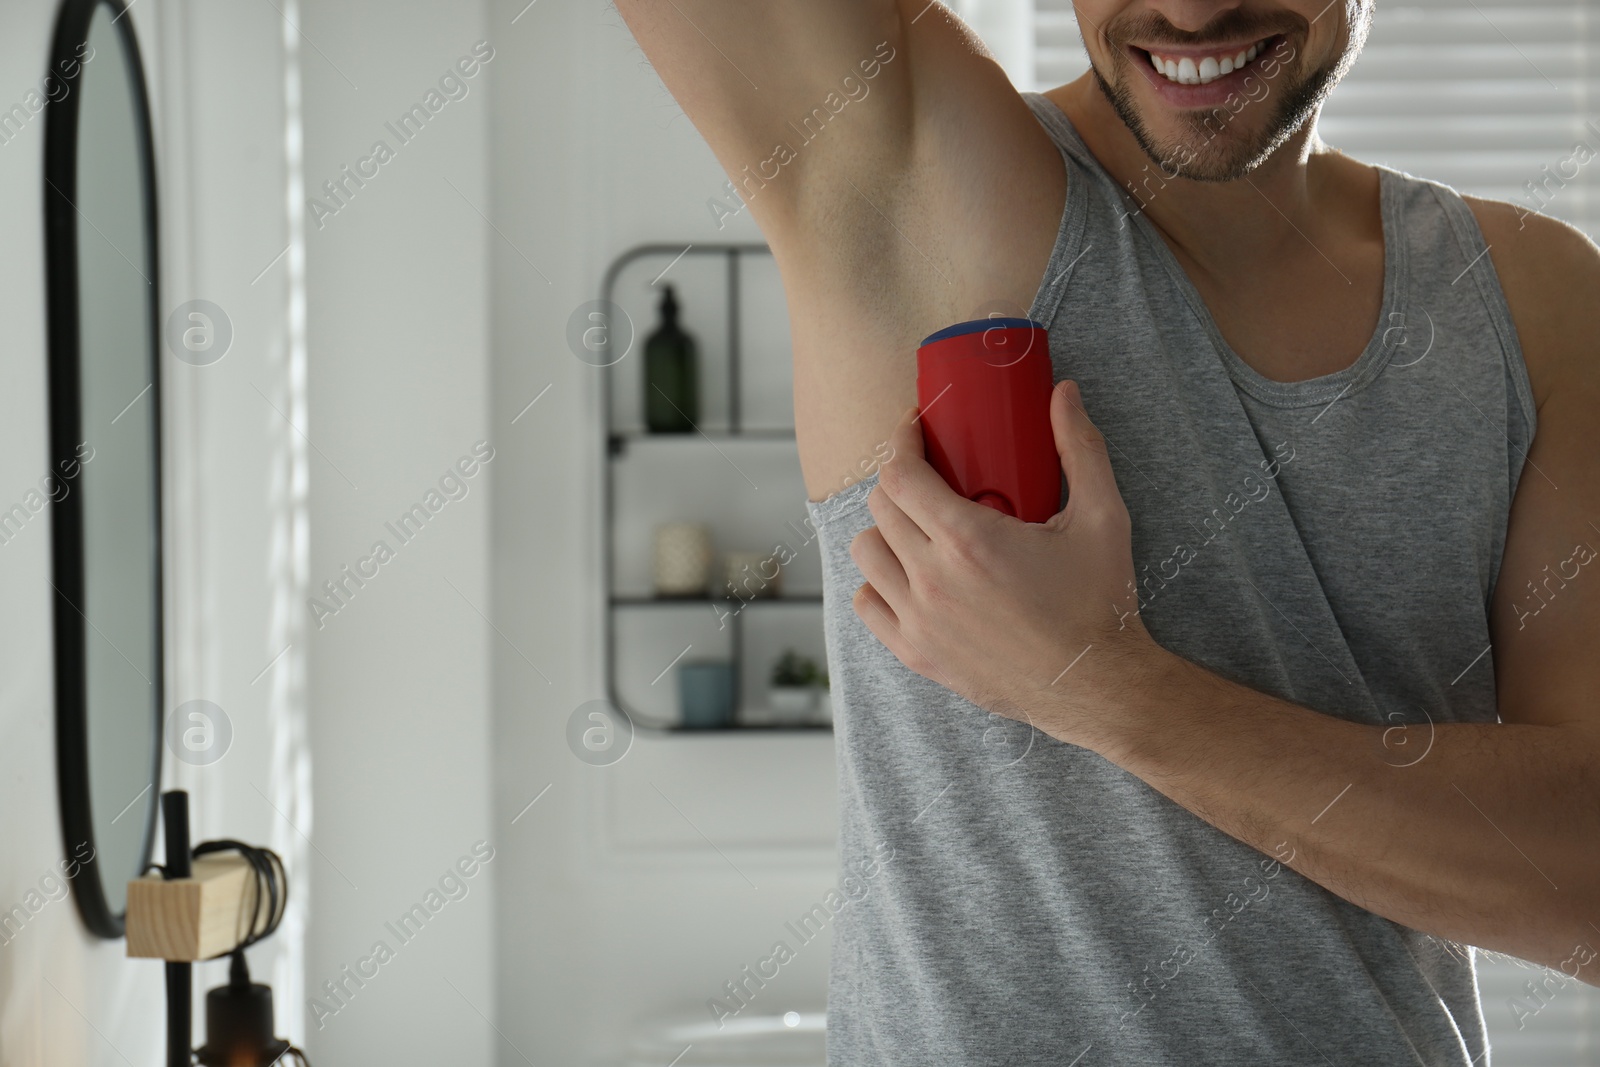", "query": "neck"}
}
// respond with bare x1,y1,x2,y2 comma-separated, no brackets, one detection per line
1049,74,1350,283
